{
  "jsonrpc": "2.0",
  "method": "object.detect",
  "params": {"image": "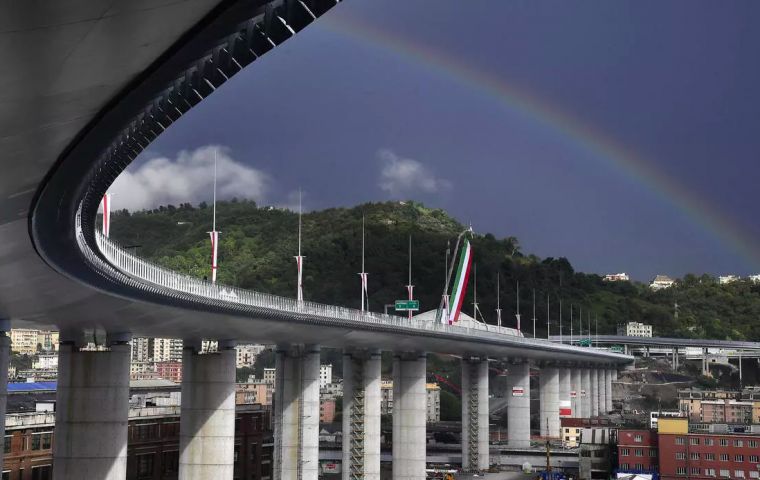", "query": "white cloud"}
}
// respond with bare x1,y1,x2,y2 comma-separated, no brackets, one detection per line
377,149,451,197
109,146,270,211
